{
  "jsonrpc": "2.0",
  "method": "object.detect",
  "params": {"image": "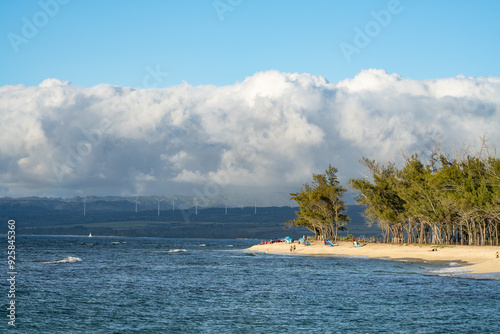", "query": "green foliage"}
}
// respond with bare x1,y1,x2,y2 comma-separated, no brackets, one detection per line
348,142,500,246
287,165,350,241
